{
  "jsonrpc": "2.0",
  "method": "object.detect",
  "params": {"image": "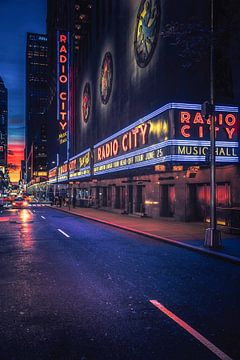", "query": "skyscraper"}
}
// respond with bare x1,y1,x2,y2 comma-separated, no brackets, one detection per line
0,76,8,172
25,33,48,182
46,0,92,167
